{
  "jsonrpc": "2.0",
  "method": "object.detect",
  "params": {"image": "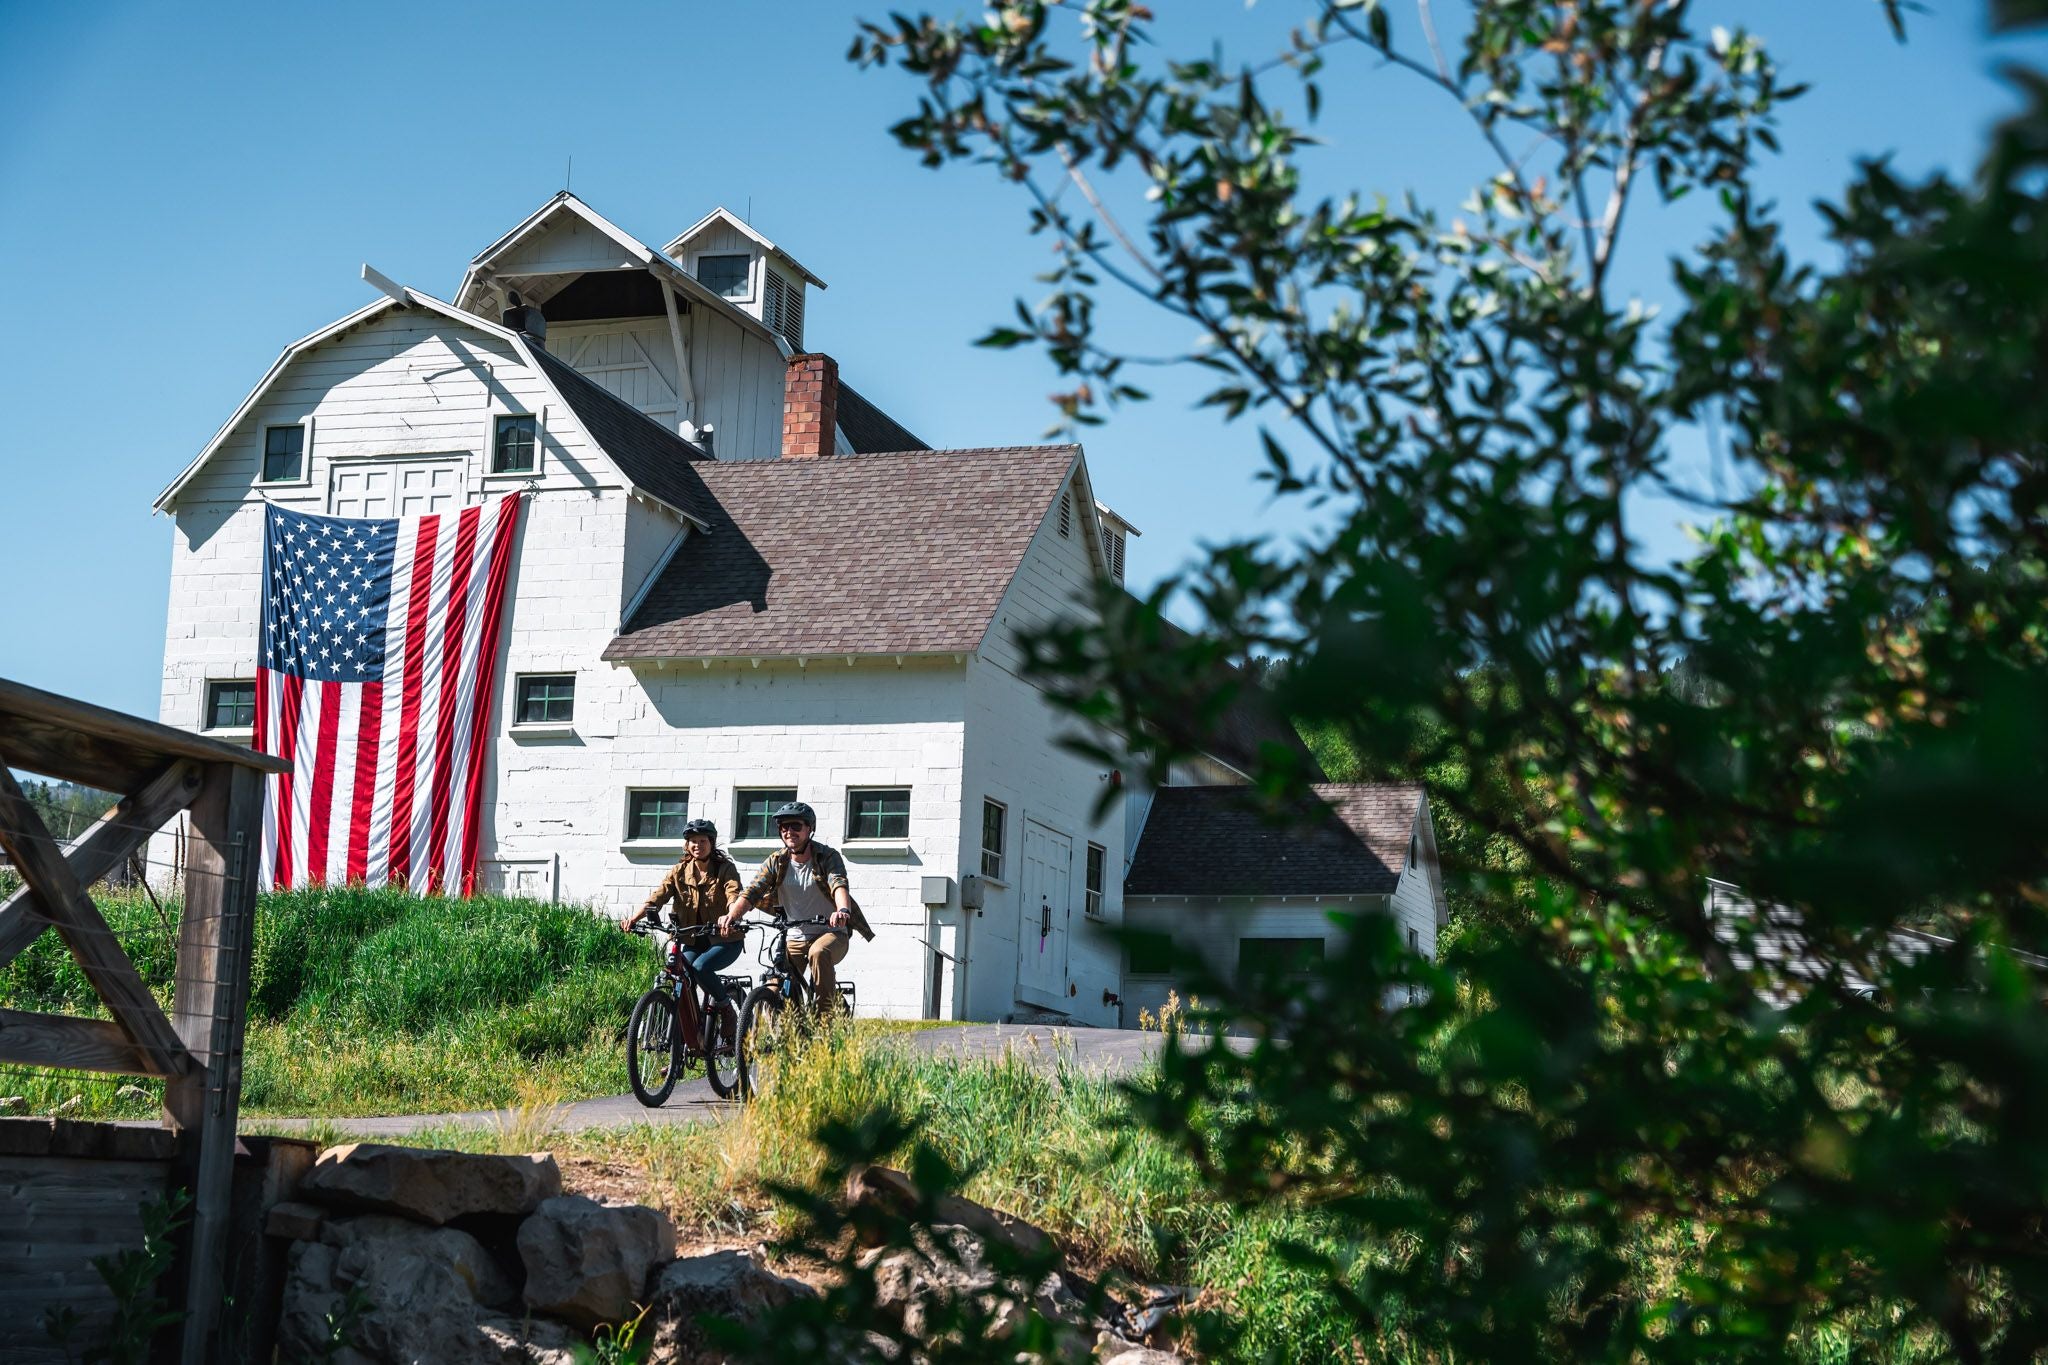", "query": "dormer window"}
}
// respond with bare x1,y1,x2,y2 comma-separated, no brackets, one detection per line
696,253,751,301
